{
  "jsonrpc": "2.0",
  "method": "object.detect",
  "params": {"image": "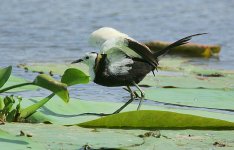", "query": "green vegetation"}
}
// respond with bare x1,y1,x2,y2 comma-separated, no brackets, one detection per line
0,66,89,122
1,58,234,149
